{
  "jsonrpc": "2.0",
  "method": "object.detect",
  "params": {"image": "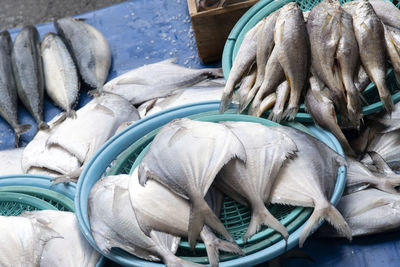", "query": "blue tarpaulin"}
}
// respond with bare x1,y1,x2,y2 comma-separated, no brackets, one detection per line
4,0,400,266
